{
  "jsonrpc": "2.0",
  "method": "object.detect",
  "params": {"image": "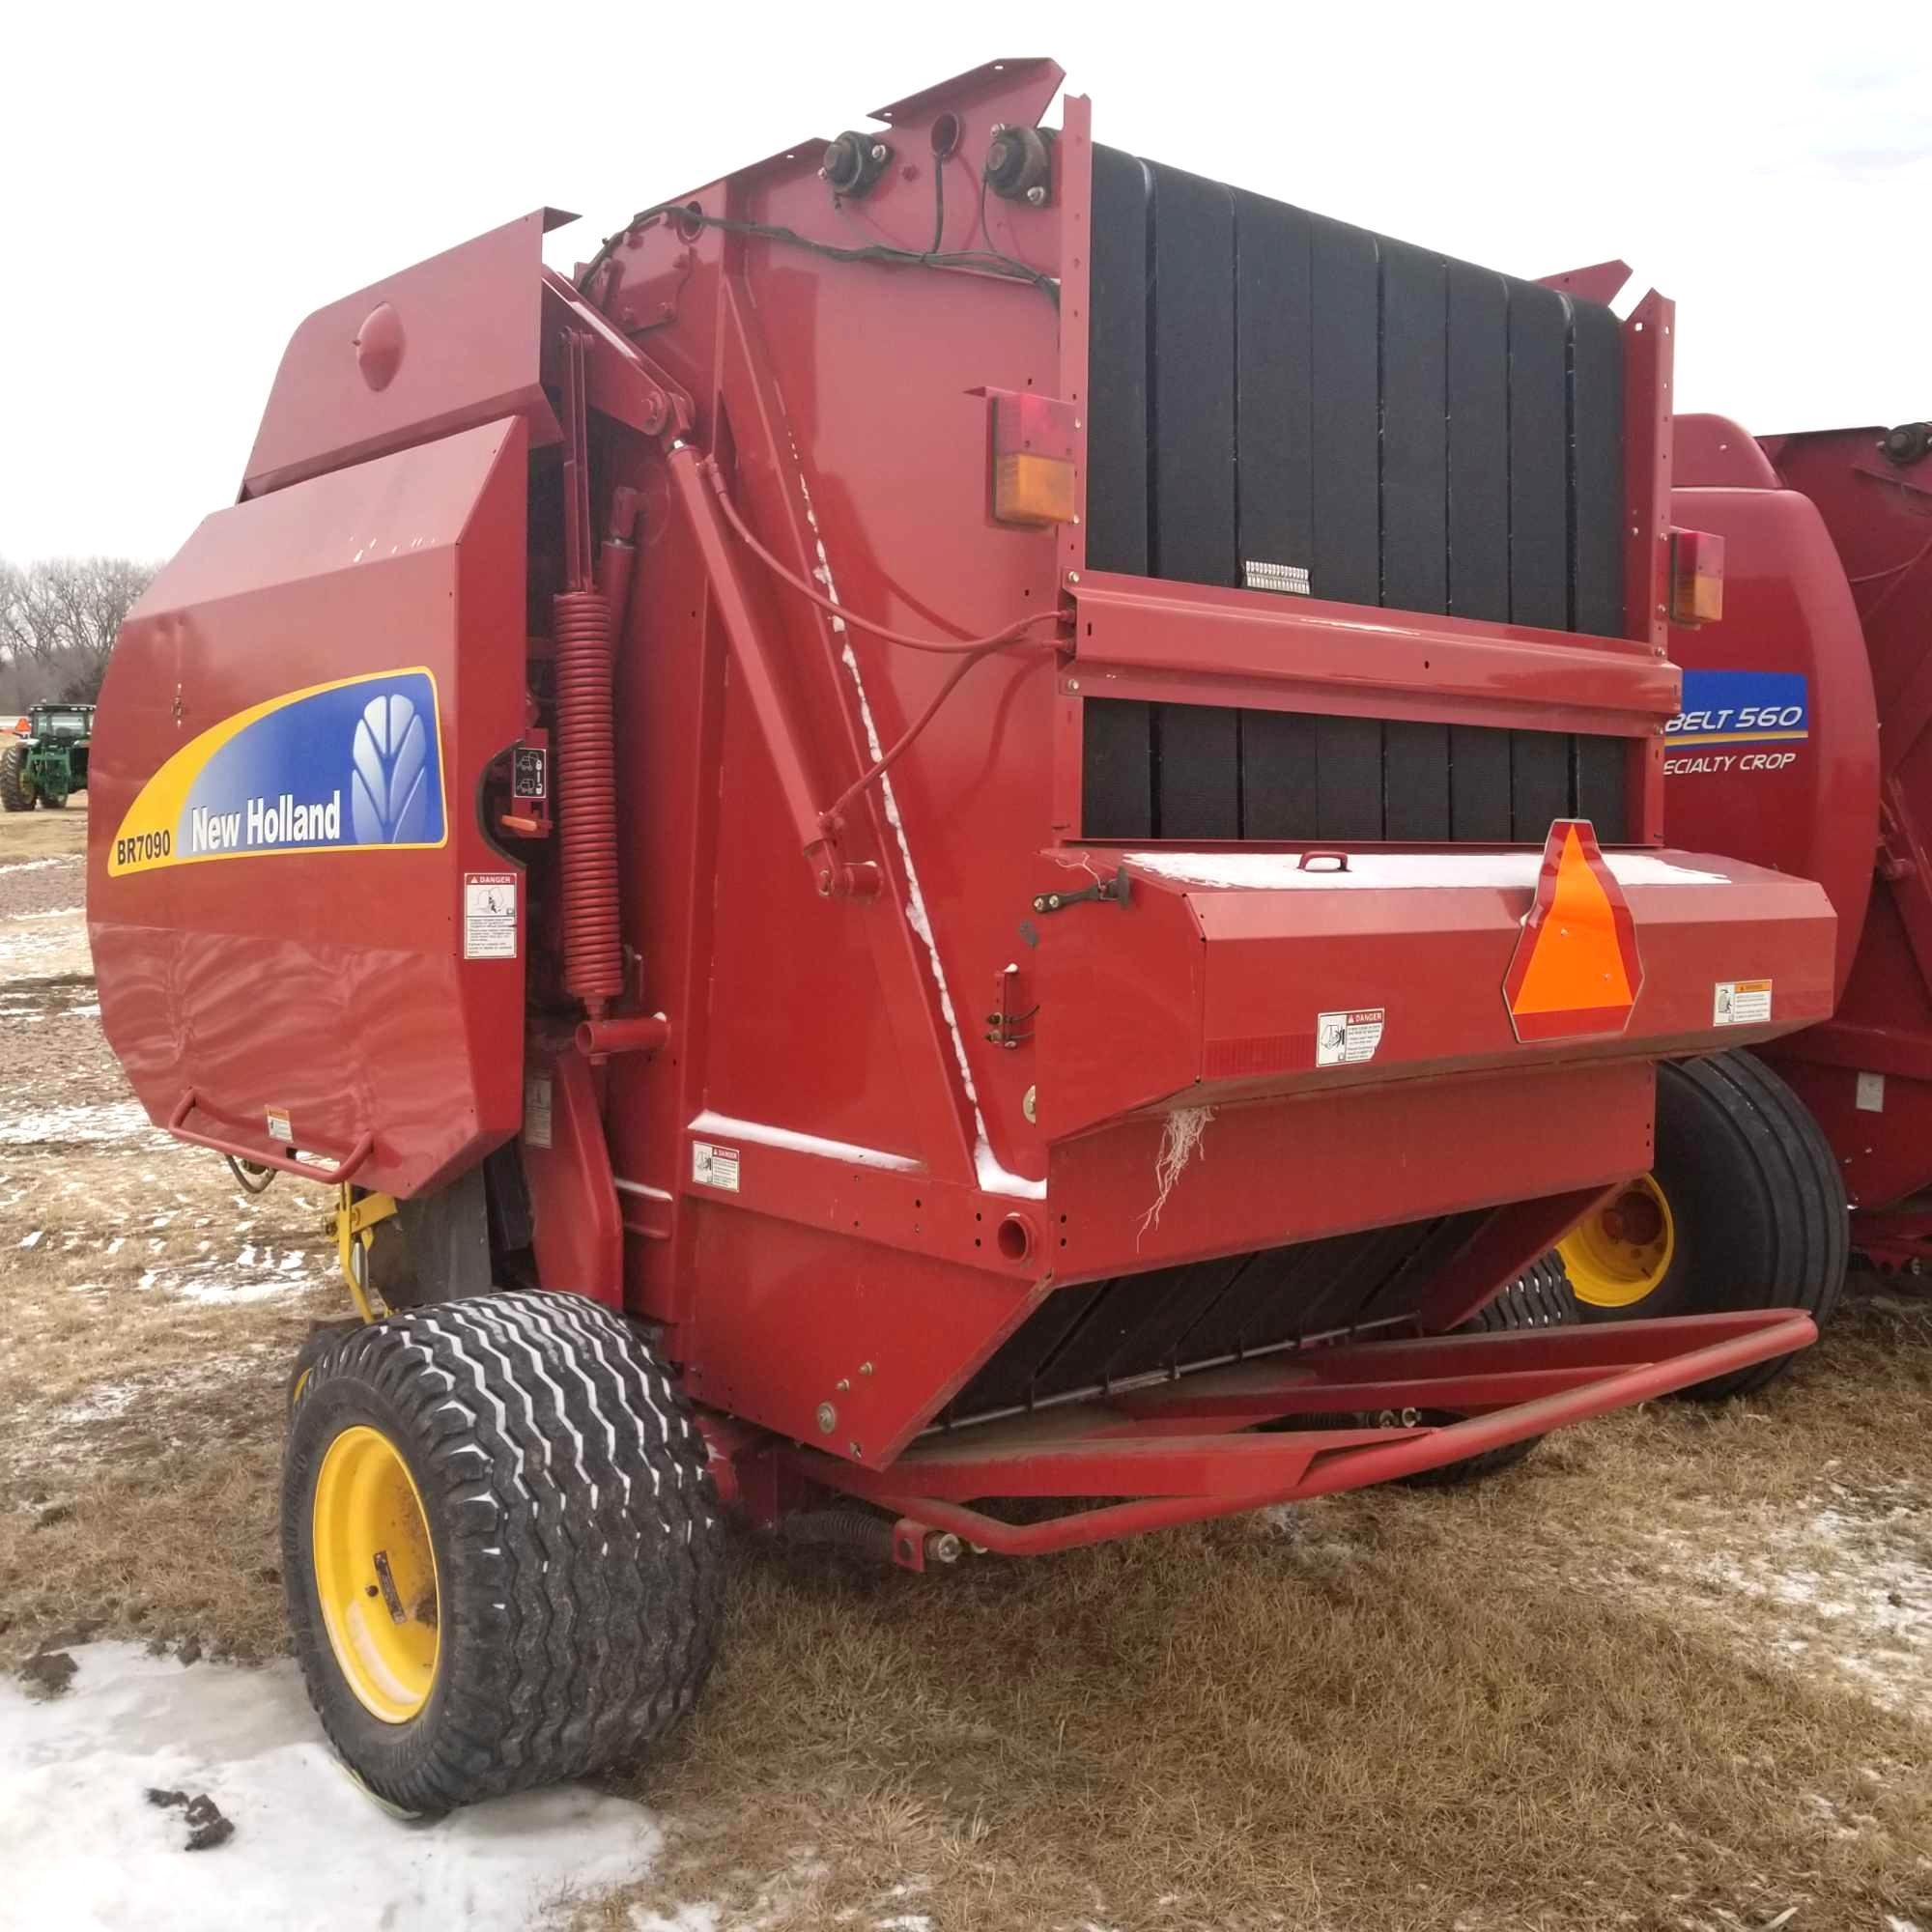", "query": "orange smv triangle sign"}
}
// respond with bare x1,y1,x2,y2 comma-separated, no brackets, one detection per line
1503,820,1642,1042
